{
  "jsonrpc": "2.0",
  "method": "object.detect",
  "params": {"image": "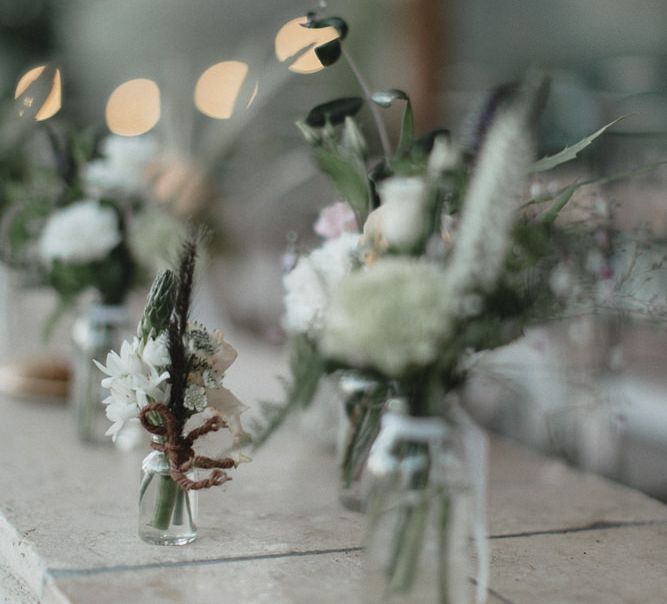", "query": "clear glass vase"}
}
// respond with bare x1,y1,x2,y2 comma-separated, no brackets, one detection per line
139,441,198,546
363,412,475,604
71,303,132,444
